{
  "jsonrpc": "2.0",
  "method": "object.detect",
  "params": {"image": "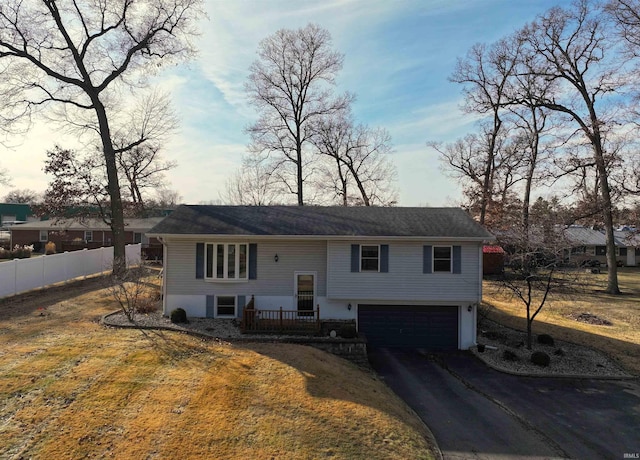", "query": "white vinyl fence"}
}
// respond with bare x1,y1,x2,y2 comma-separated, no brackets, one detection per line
0,244,141,299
